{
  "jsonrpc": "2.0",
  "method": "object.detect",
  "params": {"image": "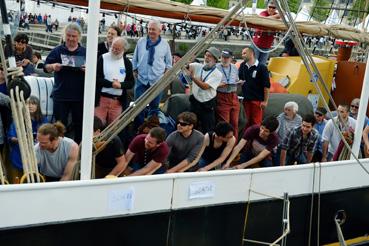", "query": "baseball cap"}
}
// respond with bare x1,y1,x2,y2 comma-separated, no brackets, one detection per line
221,48,233,58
